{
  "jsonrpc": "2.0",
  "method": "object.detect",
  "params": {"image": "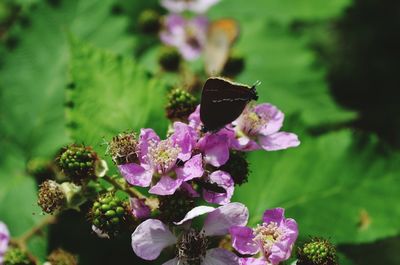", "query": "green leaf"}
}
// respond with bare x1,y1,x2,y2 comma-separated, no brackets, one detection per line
234,130,400,244
67,39,168,151
208,0,356,127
